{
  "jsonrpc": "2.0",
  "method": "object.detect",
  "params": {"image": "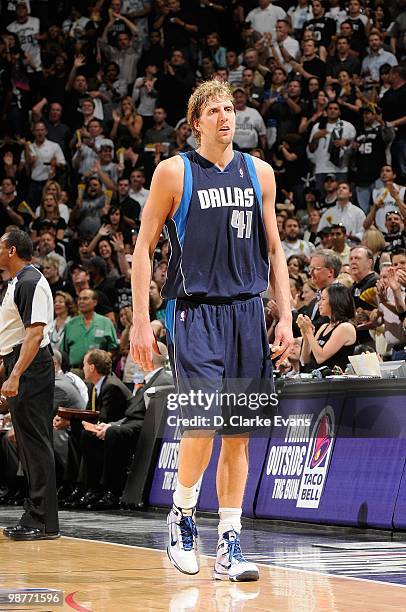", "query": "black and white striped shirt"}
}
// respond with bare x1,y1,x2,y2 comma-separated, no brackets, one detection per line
0,265,54,356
